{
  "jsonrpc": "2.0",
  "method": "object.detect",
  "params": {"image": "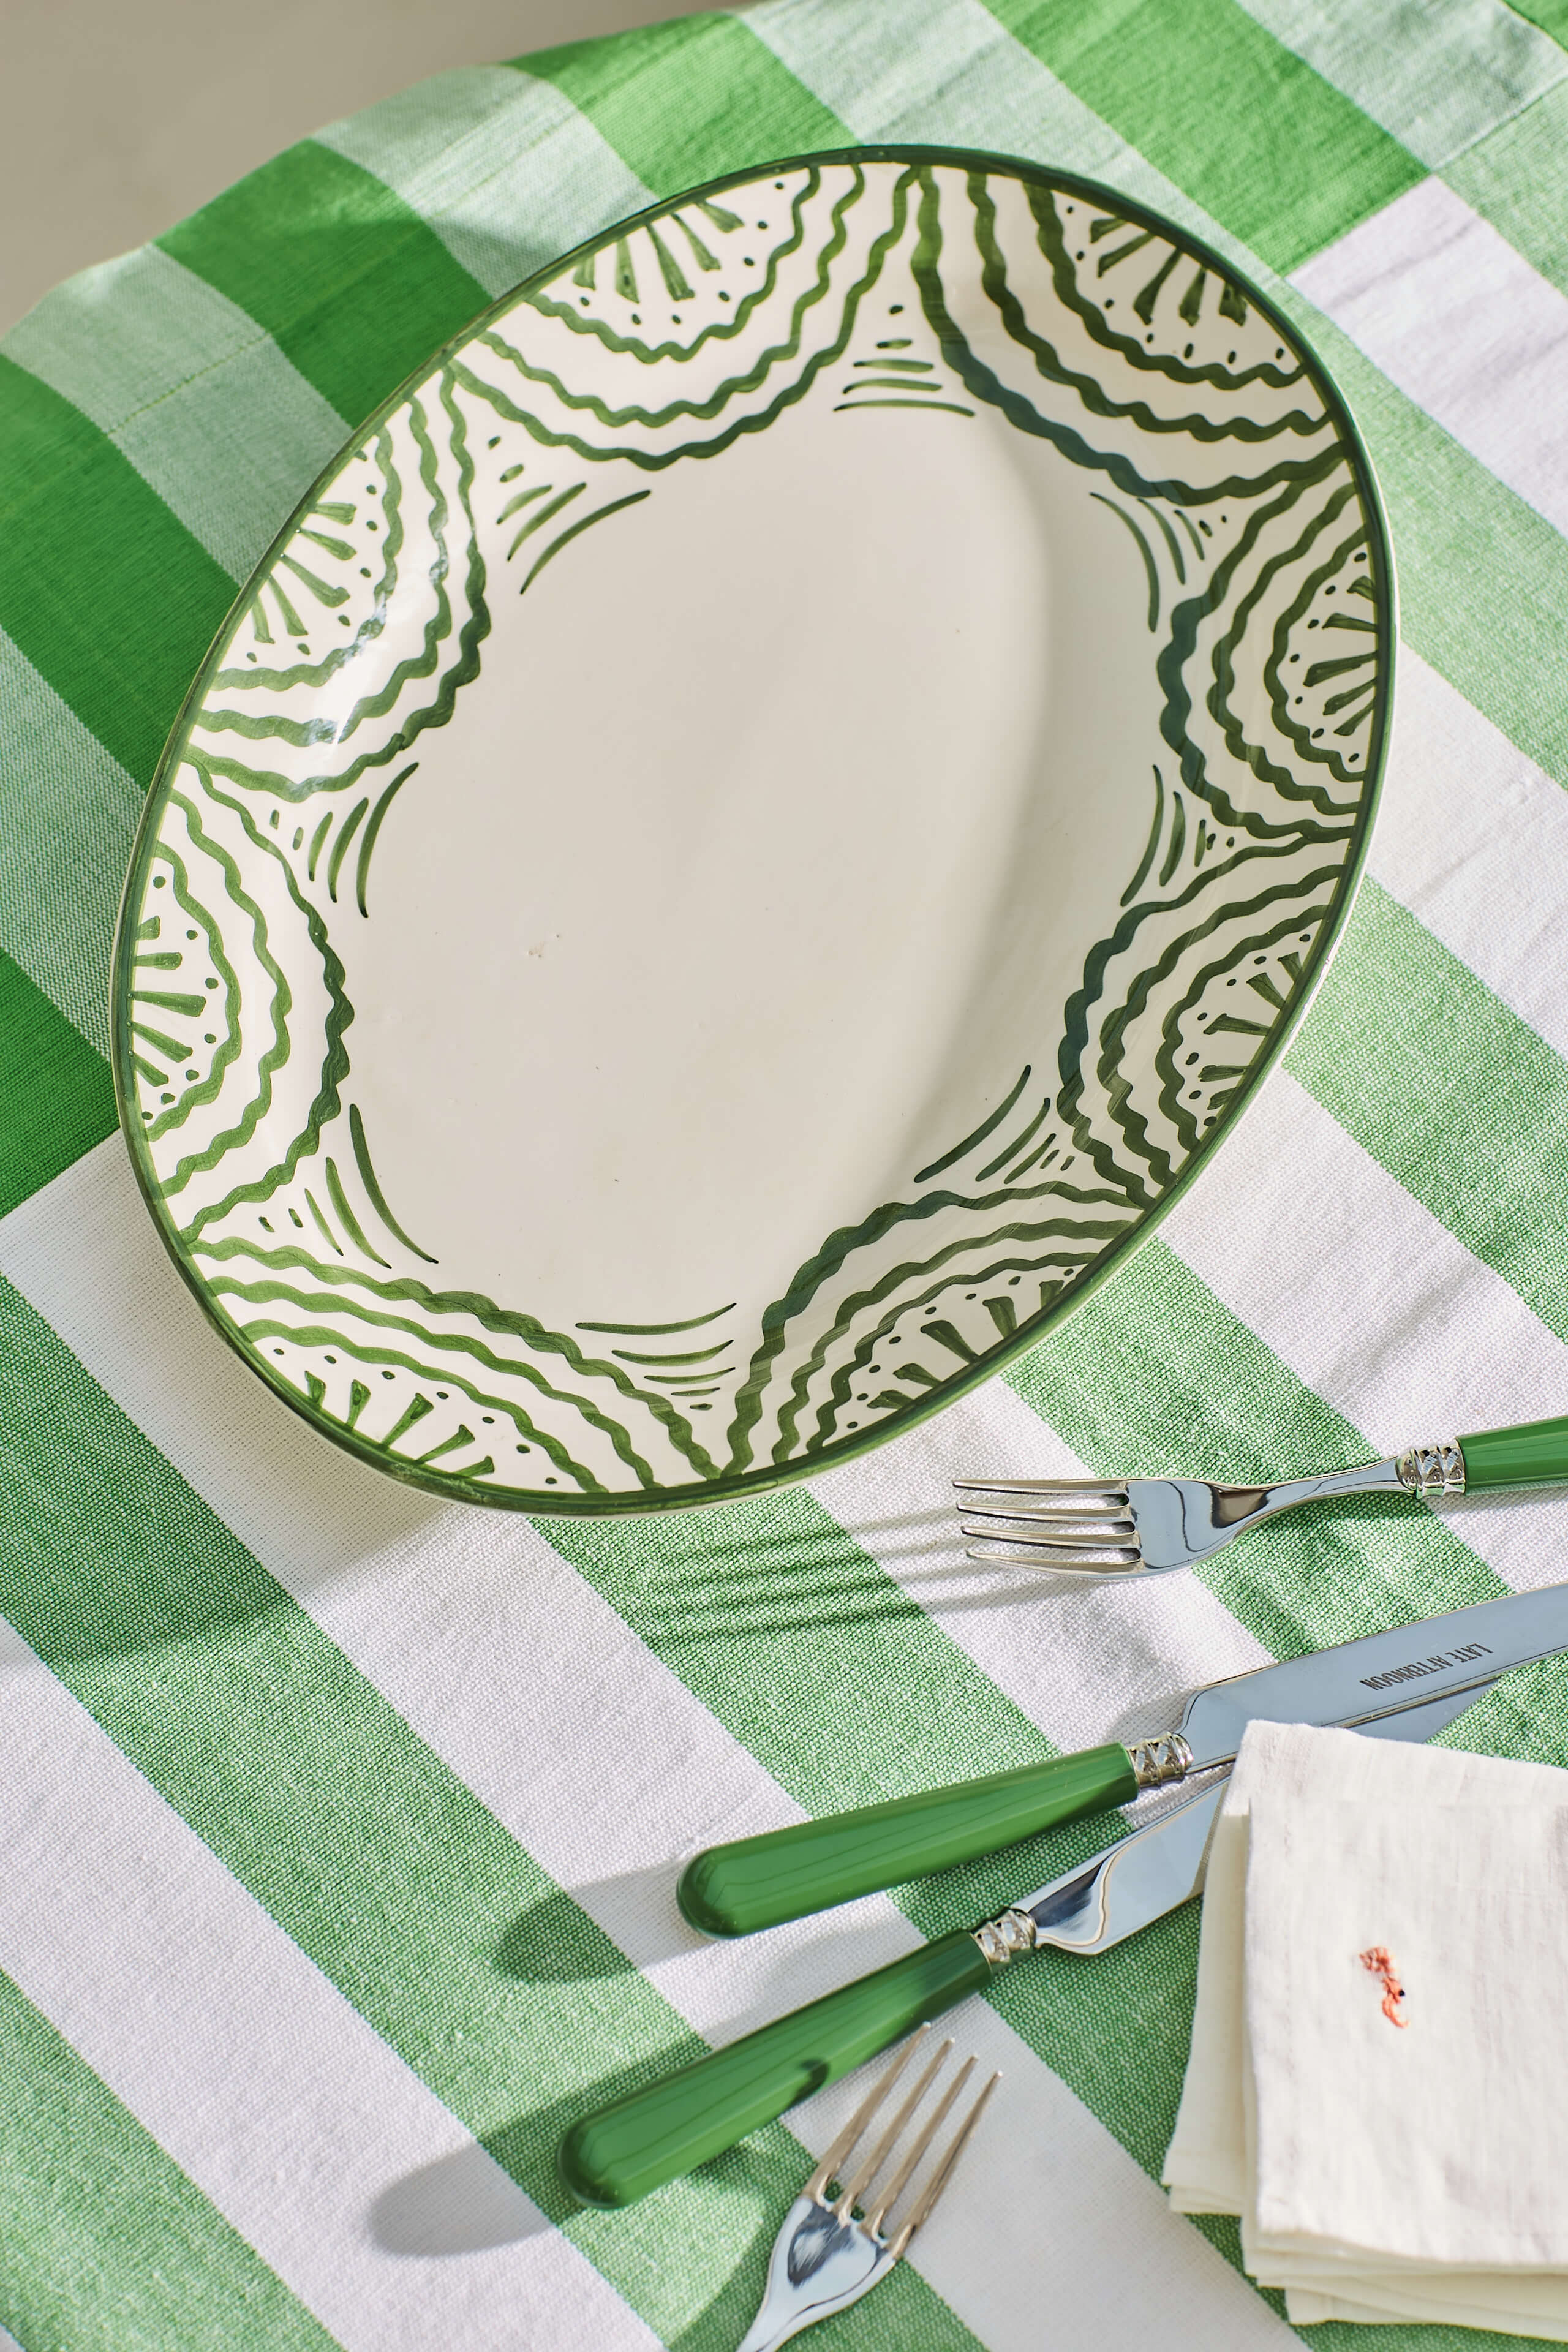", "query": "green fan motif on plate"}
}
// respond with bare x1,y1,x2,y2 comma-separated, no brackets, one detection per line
114,151,1392,1513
